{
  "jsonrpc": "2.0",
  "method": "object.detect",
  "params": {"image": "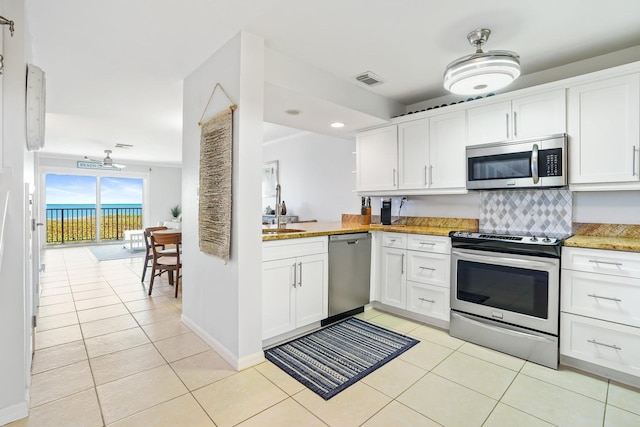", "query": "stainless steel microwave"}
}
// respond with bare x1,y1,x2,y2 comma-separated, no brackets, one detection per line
466,134,567,190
